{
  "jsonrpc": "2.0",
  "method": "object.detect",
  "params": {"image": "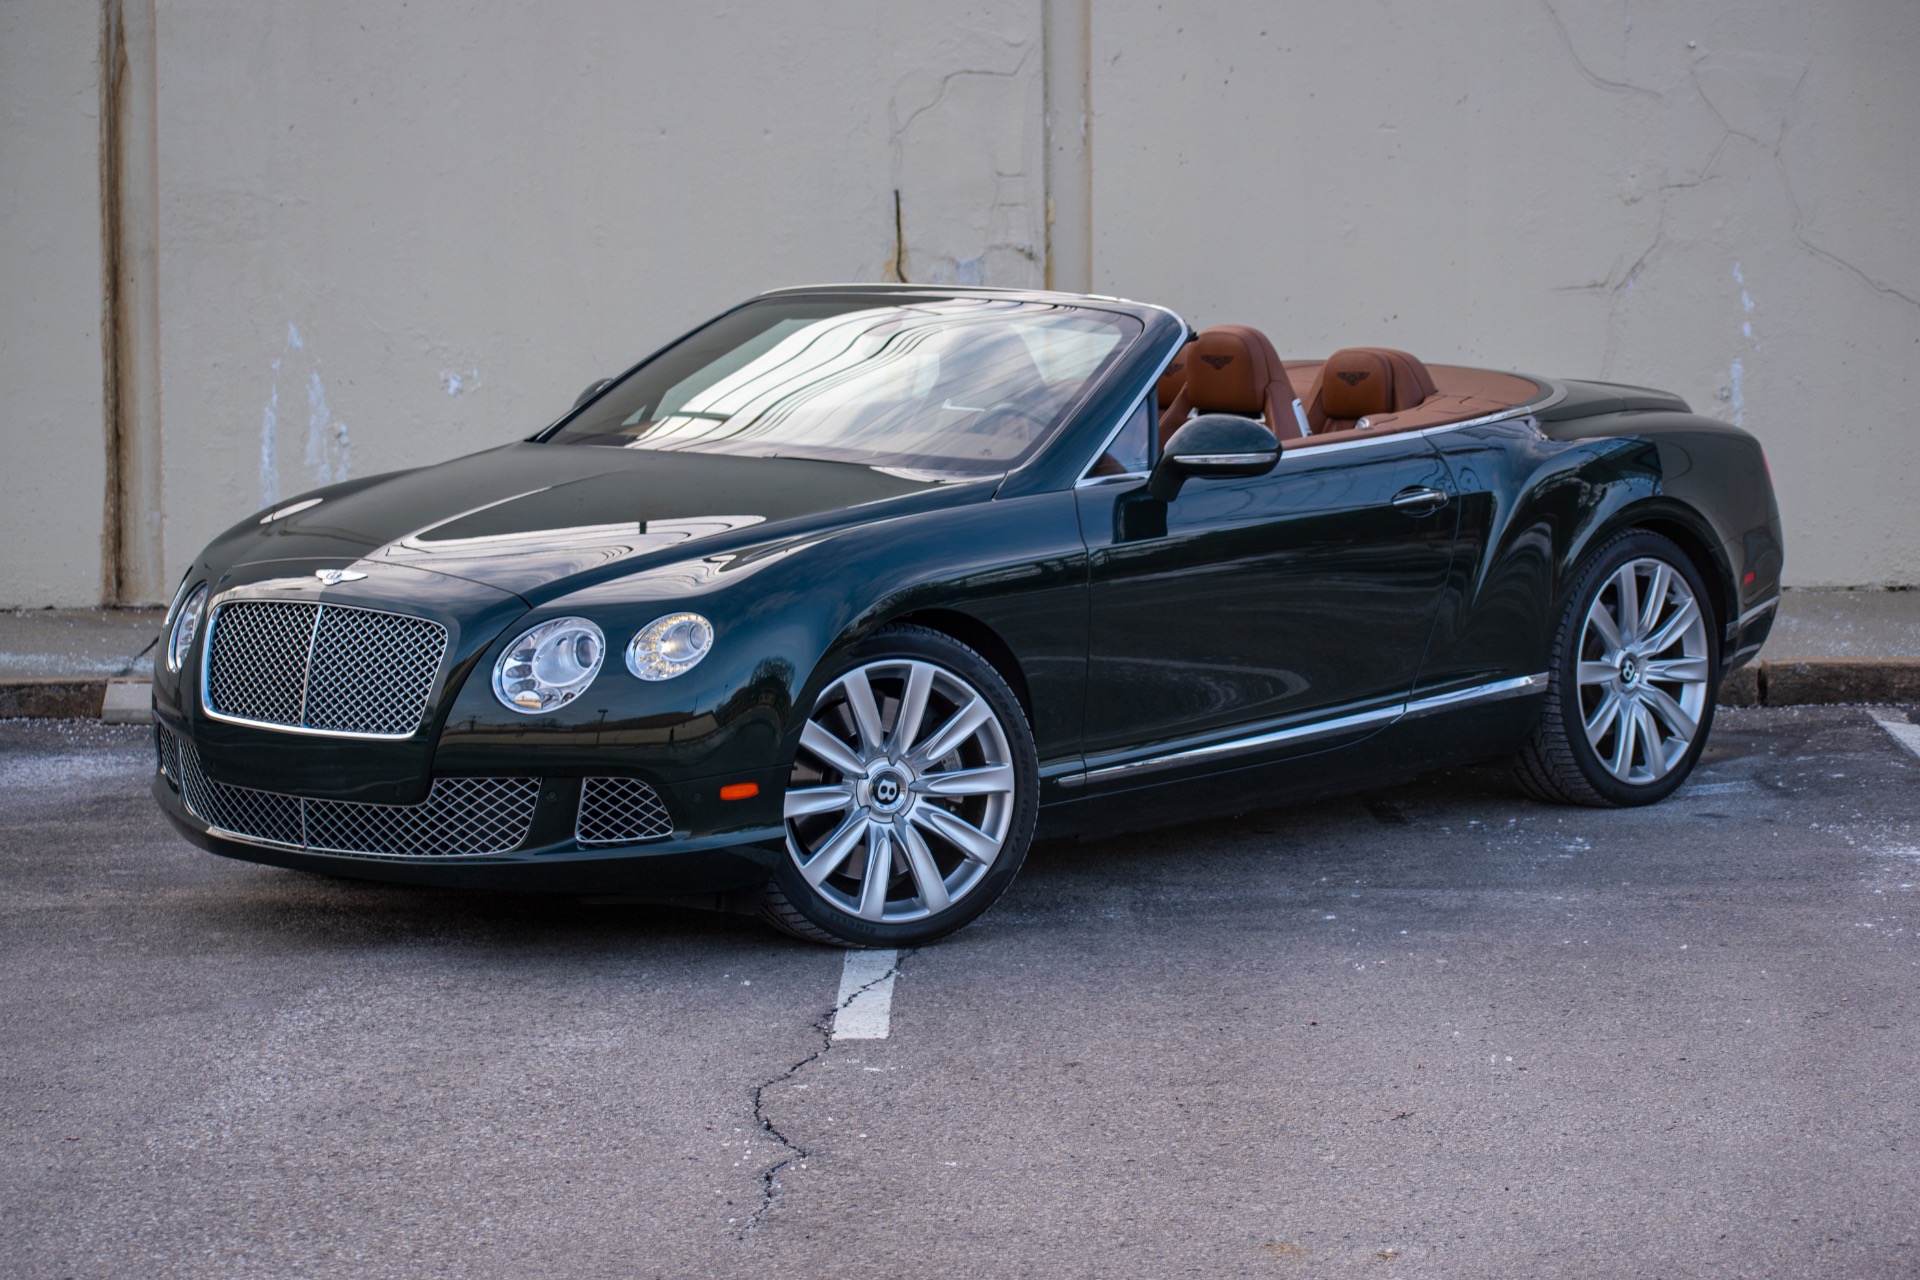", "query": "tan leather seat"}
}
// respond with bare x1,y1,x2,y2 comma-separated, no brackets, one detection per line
1159,325,1303,446
1304,347,1437,434
1156,341,1195,419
